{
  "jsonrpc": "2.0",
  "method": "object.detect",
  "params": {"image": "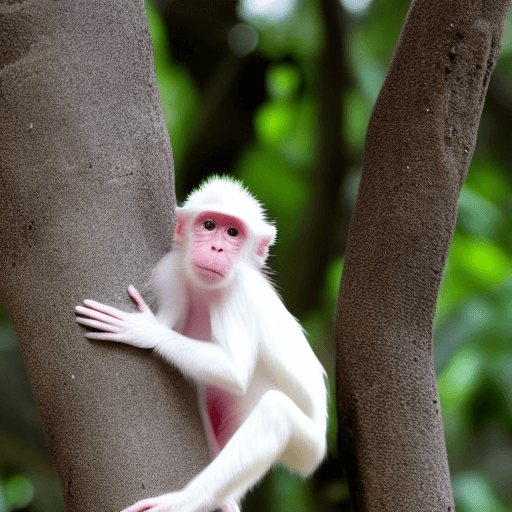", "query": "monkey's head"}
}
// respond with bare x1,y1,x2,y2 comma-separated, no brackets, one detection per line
174,176,276,288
